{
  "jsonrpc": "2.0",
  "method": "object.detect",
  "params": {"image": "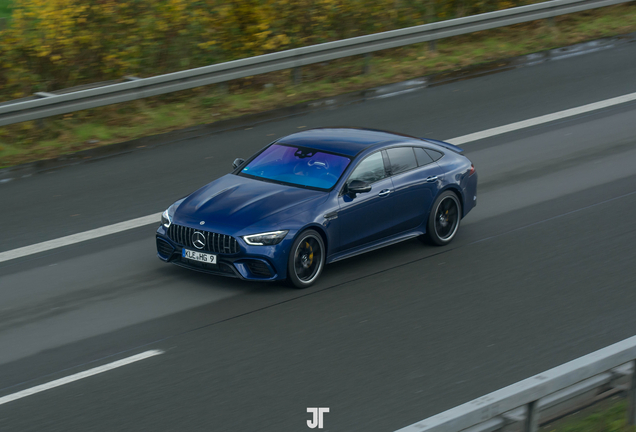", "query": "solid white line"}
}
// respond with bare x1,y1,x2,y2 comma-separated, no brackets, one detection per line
0,212,161,264
446,91,636,145
2,91,636,263
0,350,164,406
